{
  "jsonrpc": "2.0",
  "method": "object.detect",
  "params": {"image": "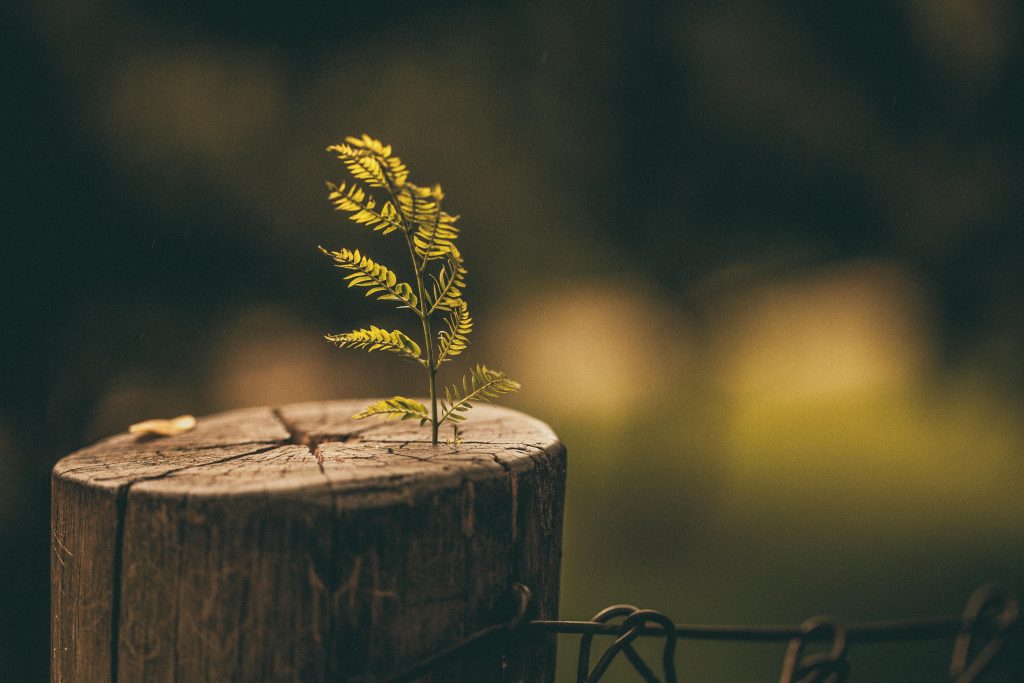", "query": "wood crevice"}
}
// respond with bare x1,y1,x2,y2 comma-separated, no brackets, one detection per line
104,443,283,681
93,444,285,486
109,483,129,683
273,406,353,478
